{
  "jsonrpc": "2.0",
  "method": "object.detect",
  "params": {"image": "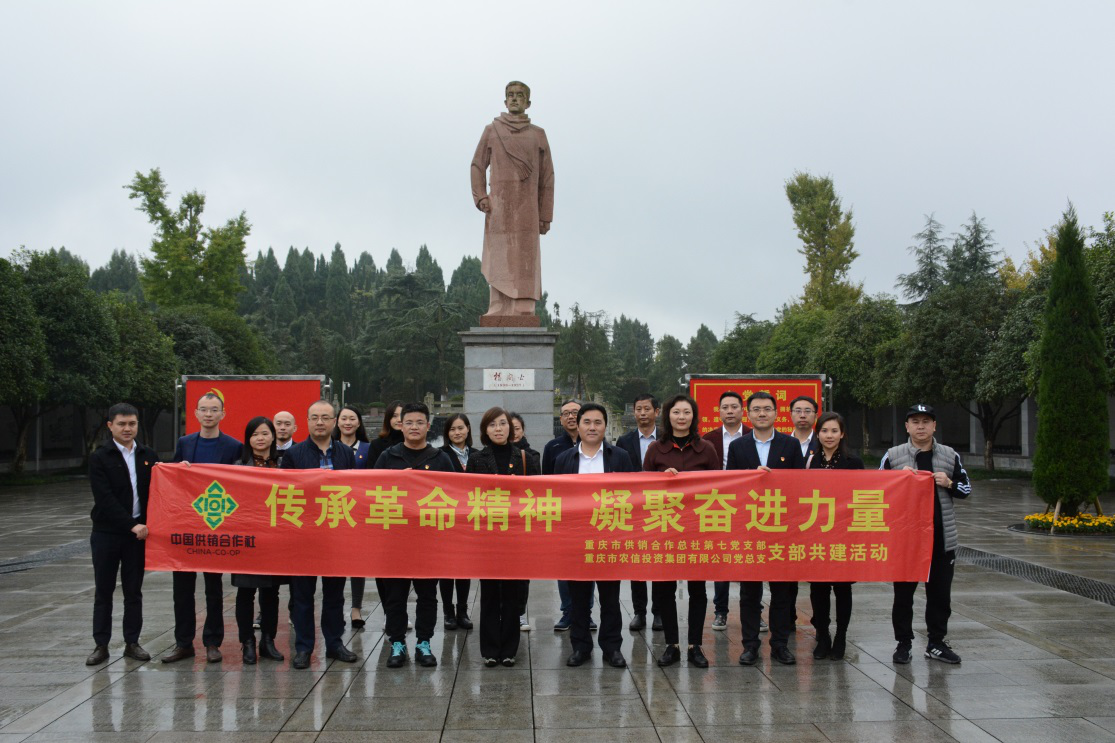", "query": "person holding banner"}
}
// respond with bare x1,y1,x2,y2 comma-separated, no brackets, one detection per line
373,402,456,669
545,400,594,632
644,394,721,668
273,411,297,456
509,410,538,631
334,405,371,629
231,417,286,665
279,400,358,669
467,406,541,667
789,396,823,460
882,404,970,665
805,411,863,661
163,391,242,665
701,390,752,633
86,403,155,666
728,390,805,667
616,393,661,633
440,413,477,631
554,402,634,669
